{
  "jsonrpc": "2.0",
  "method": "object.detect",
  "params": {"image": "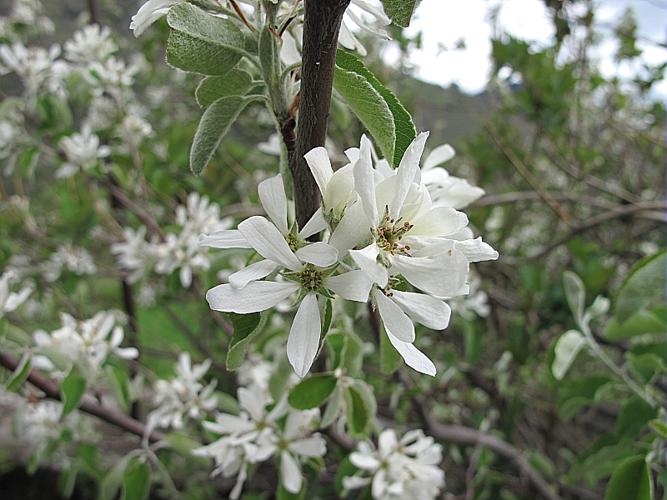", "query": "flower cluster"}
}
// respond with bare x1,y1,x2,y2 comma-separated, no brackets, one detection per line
194,385,326,497
32,311,138,379
42,244,98,282
343,429,445,499
203,133,496,377
147,352,217,431
112,193,230,288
